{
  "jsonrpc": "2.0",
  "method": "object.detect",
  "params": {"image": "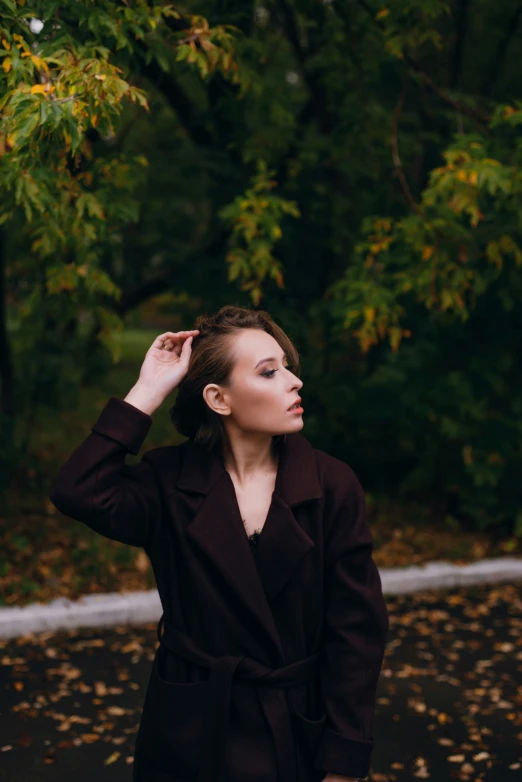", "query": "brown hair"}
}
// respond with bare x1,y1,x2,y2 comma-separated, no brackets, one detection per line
169,304,301,451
